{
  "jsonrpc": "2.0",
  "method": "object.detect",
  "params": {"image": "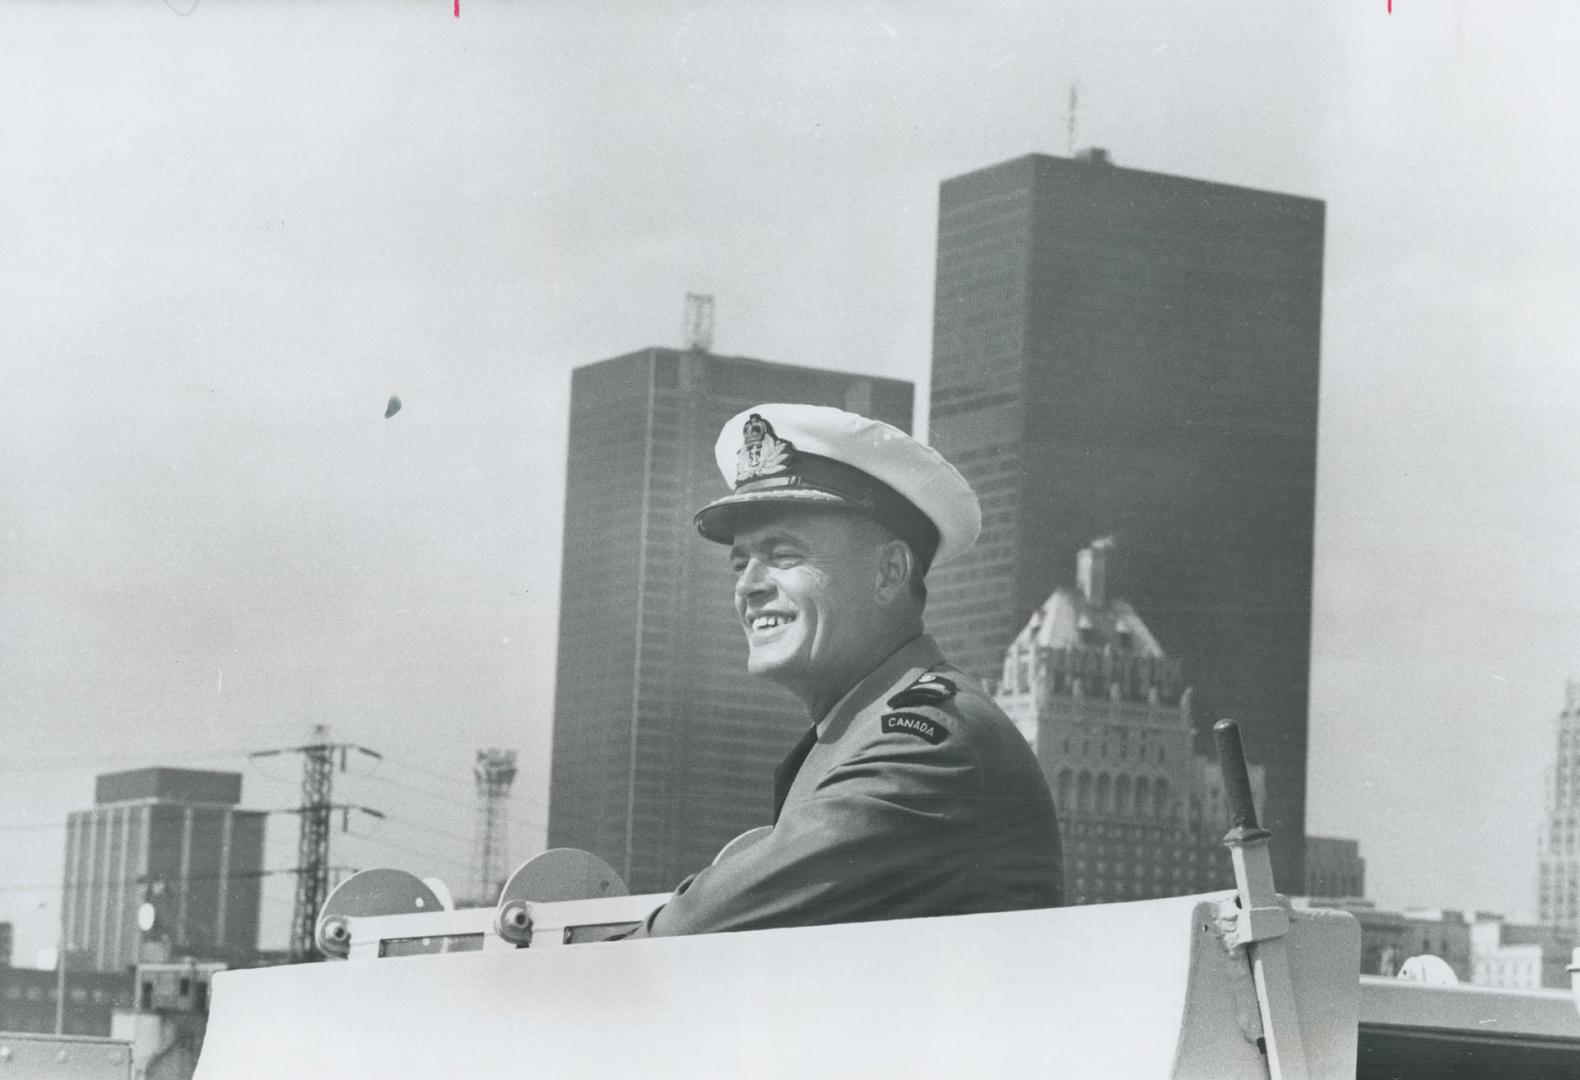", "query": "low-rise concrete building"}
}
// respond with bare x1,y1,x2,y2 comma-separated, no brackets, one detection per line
0,966,134,1037
1470,916,1575,990
1295,899,1570,989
